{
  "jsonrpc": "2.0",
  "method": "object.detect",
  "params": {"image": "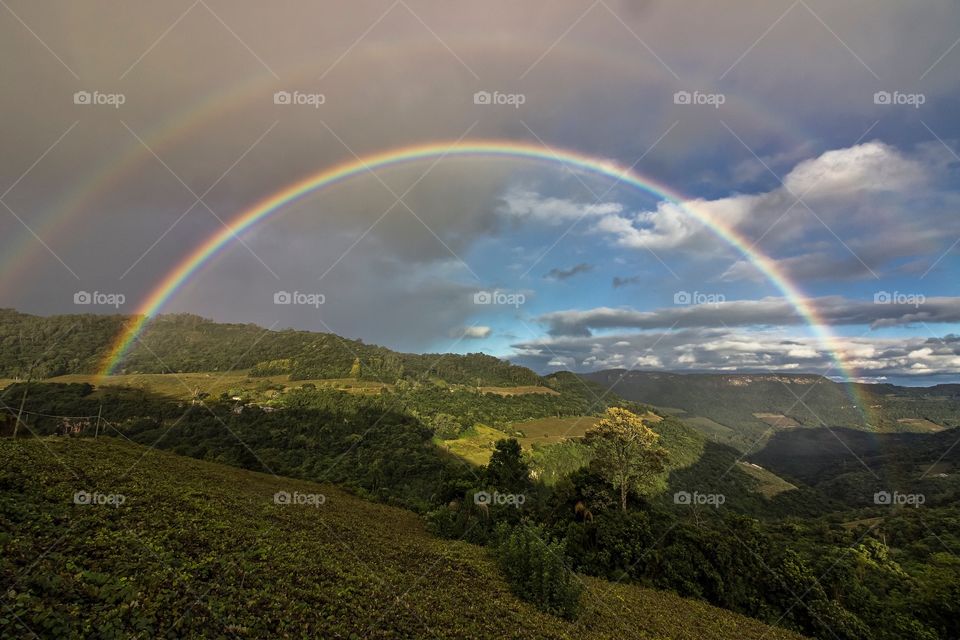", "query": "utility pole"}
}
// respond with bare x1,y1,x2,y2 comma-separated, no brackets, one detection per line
12,366,33,439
